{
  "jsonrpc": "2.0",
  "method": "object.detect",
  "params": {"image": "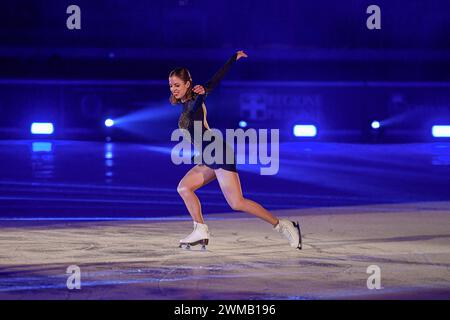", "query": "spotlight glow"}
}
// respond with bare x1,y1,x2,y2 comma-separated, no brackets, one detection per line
293,125,317,137
32,142,52,152
105,119,114,127
239,120,247,128
371,121,381,129
31,122,54,135
432,125,450,137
